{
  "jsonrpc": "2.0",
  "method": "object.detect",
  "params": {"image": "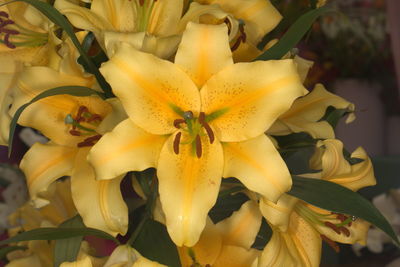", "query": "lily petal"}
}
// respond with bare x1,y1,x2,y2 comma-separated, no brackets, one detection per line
148,0,183,36
318,139,352,178
223,135,291,203
89,119,166,180
20,142,77,204
274,84,355,139
72,148,128,236
175,22,233,88
90,0,136,32
259,194,298,232
201,59,305,142
60,256,93,267
199,0,282,44
157,133,224,246
213,245,260,267
216,200,262,249
100,43,201,135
